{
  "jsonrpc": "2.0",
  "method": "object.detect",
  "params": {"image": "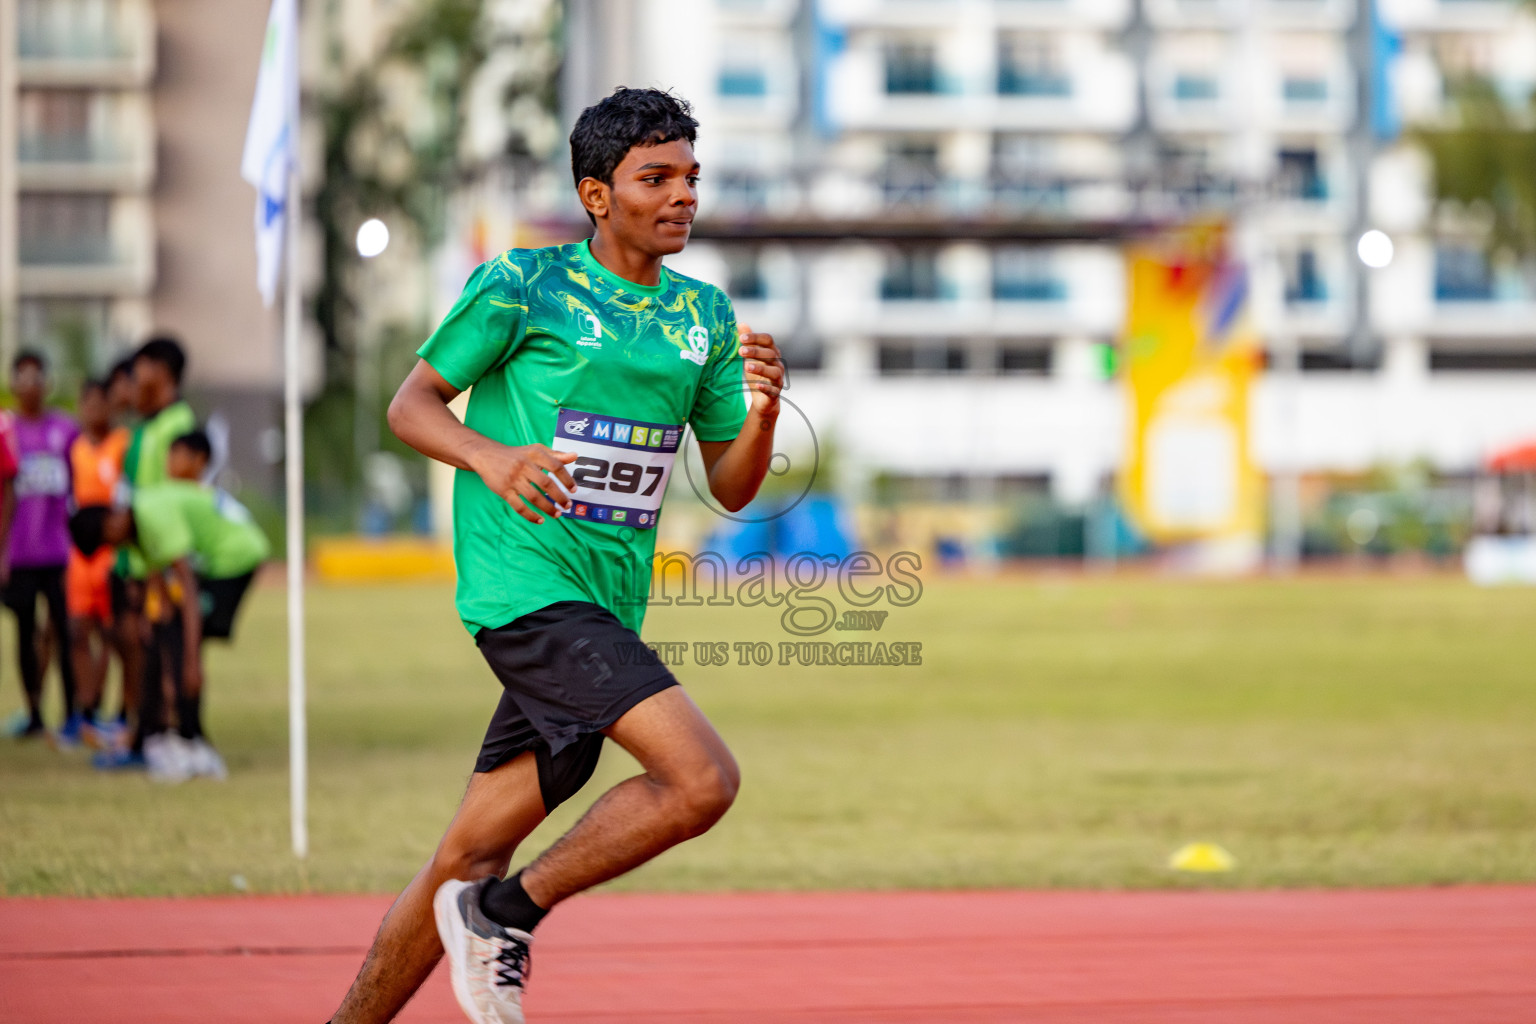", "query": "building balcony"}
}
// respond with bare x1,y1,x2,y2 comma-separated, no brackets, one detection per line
714,0,799,28
827,46,1135,132
17,243,154,296
822,0,978,30
995,0,1134,30
15,0,155,88
1145,0,1245,28
1427,300,1536,340
17,195,155,297
1380,0,1526,33
1260,0,1356,28
16,134,154,191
